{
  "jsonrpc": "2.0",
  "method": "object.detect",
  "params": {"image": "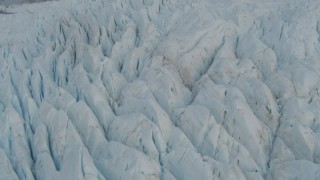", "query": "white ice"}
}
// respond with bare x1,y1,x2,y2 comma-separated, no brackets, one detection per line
0,0,320,179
